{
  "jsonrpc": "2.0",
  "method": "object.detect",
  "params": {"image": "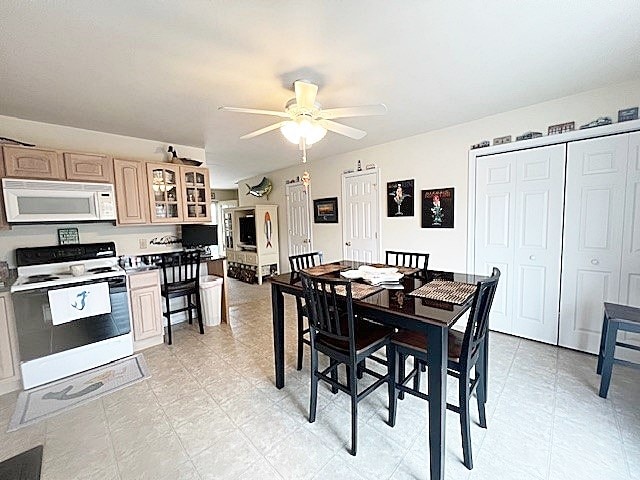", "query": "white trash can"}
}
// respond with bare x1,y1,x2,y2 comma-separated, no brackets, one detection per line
199,275,223,326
